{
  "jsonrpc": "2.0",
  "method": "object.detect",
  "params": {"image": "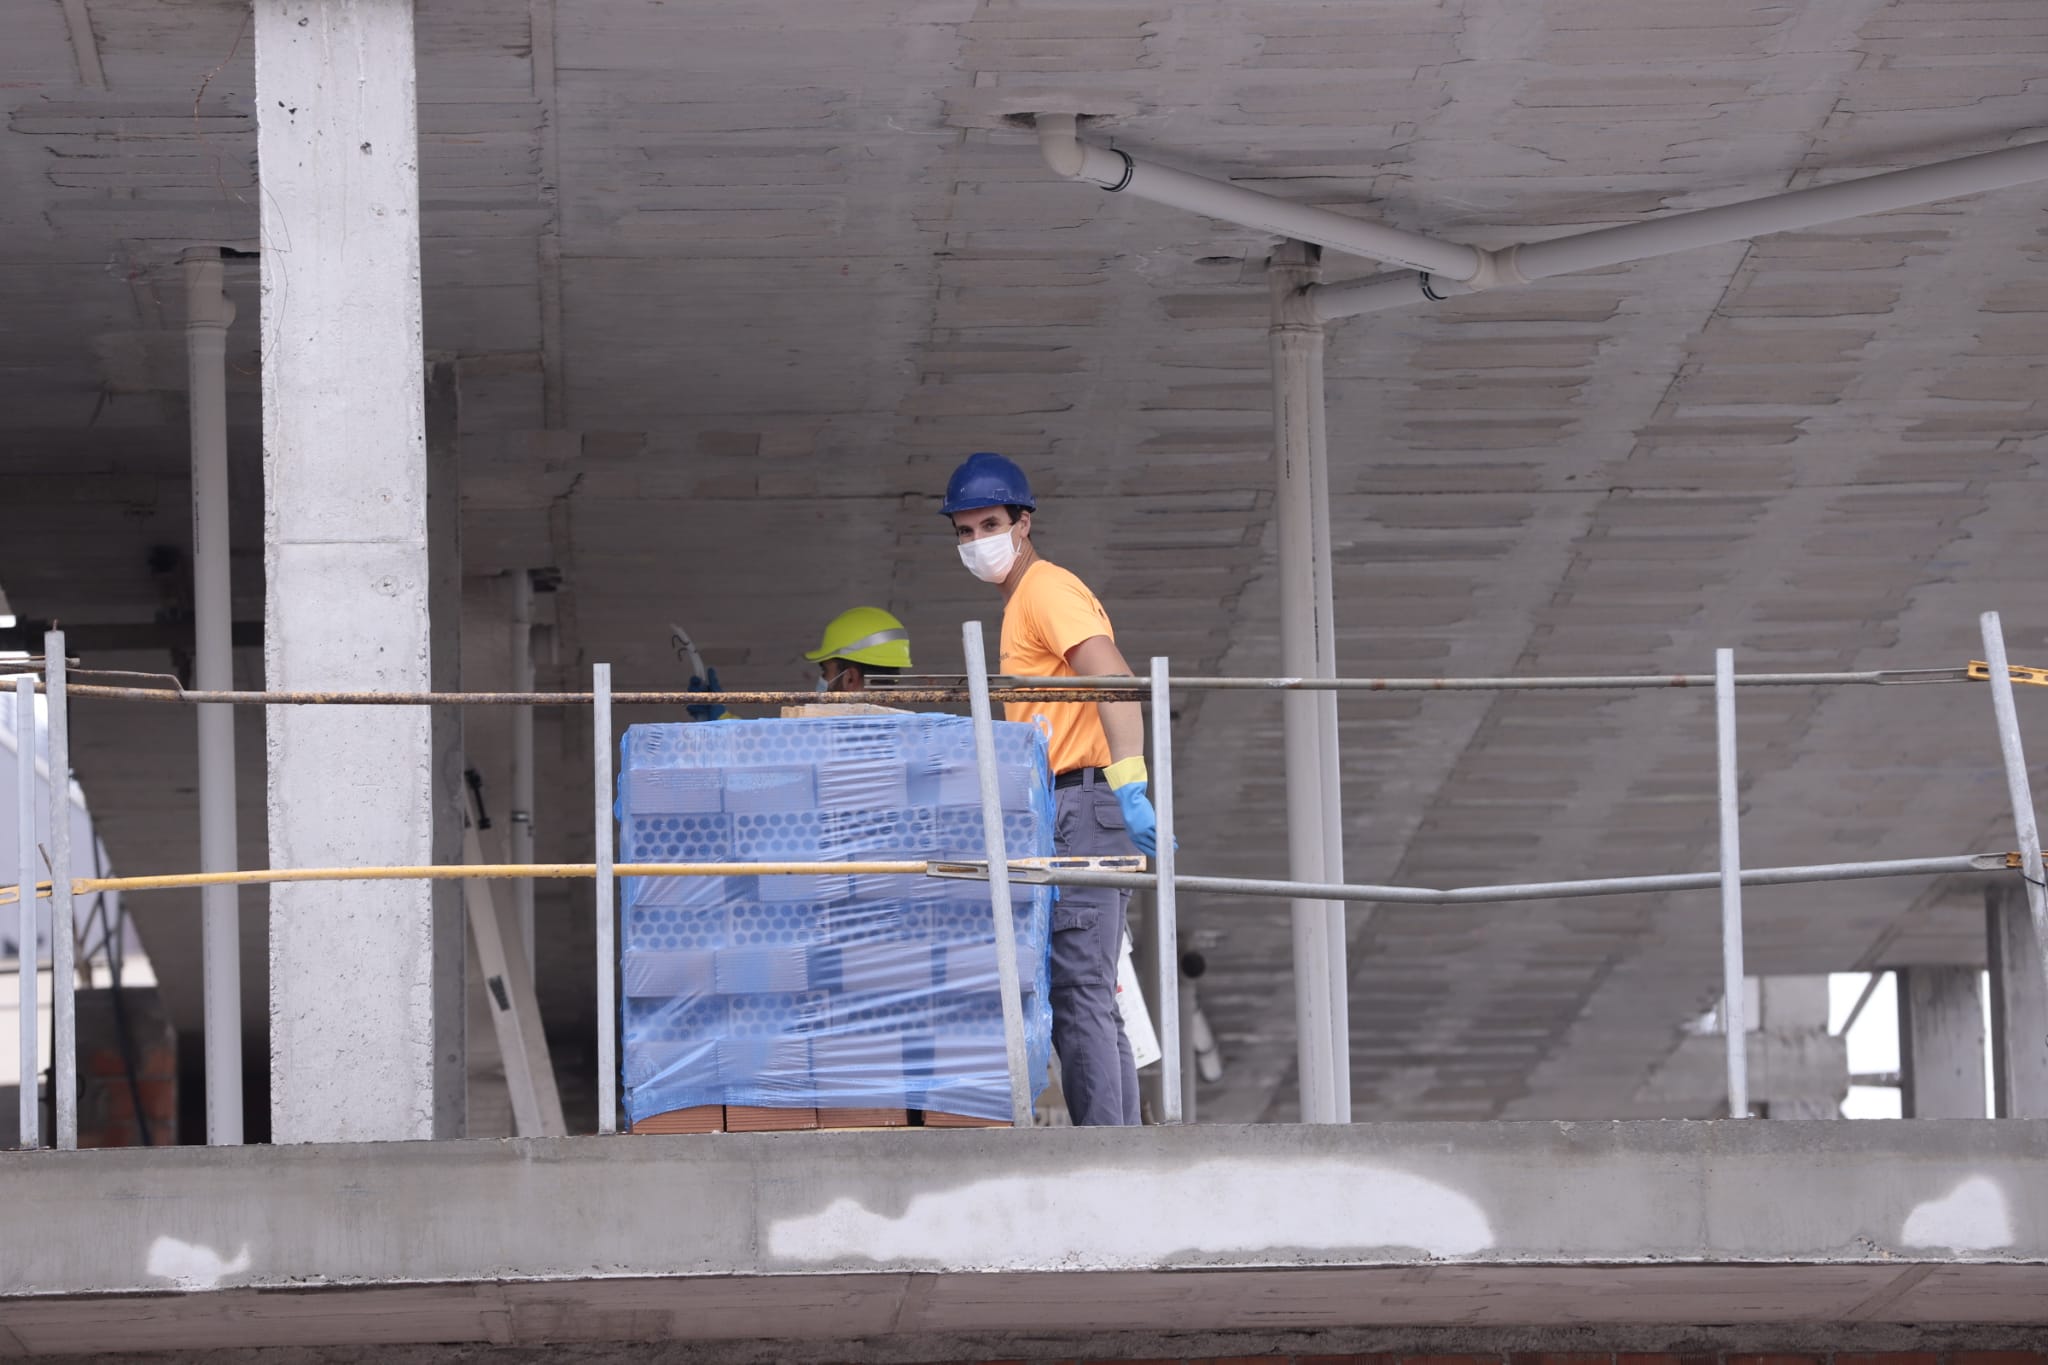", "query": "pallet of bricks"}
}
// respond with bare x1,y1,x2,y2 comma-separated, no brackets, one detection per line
617,711,1055,1132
